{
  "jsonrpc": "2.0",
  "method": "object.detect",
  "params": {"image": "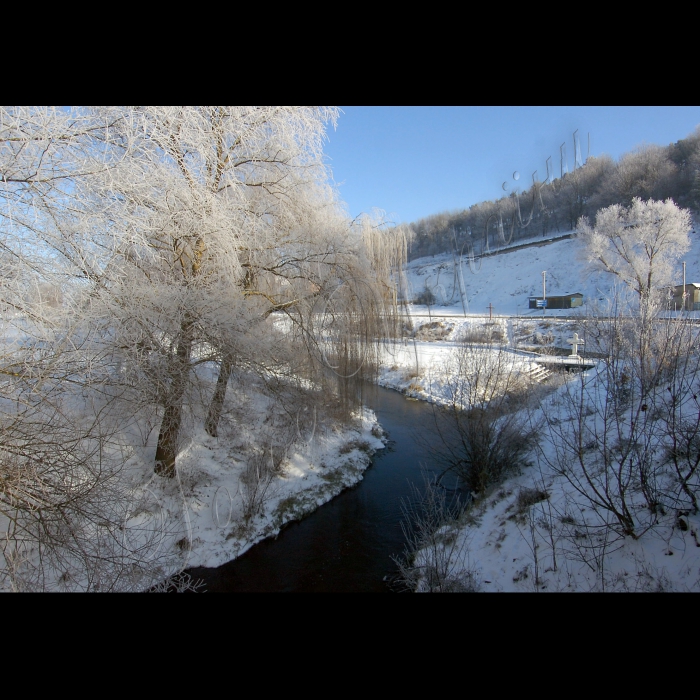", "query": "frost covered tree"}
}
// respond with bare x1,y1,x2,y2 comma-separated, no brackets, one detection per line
111,108,407,476
0,106,409,589
578,197,692,303
14,106,367,479
87,106,352,477
1,106,405,478
0,107,160,590
607,145,677,206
